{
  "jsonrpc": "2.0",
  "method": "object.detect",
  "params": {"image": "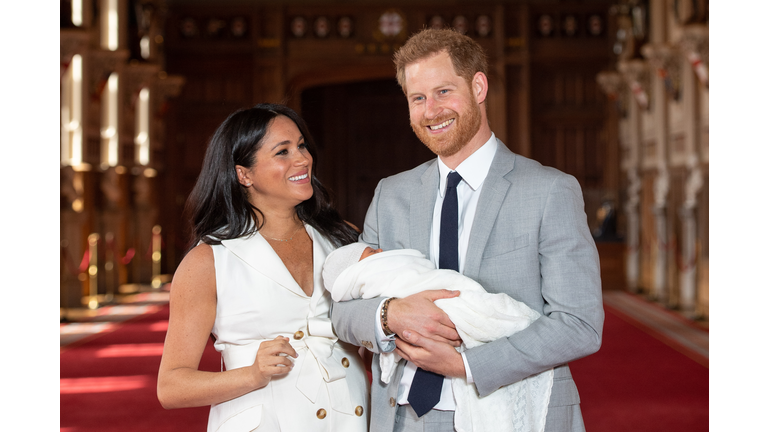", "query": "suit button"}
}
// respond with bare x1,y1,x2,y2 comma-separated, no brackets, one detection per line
341,357,349,368
389,397,396,407
294,330,304,340
355,405,364,416
316,408,327,419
